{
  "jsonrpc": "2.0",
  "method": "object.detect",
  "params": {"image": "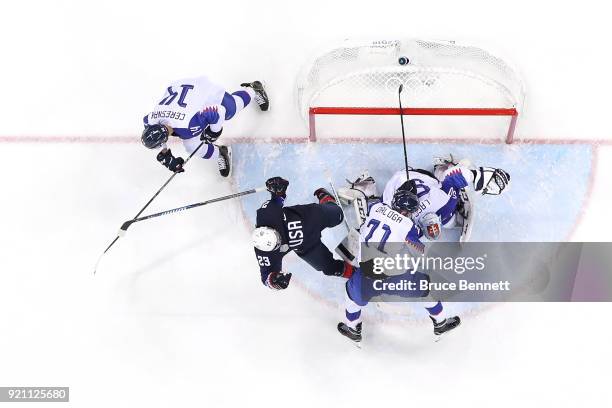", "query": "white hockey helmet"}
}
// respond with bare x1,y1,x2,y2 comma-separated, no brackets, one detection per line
419,213,442,241
252,227,282,252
